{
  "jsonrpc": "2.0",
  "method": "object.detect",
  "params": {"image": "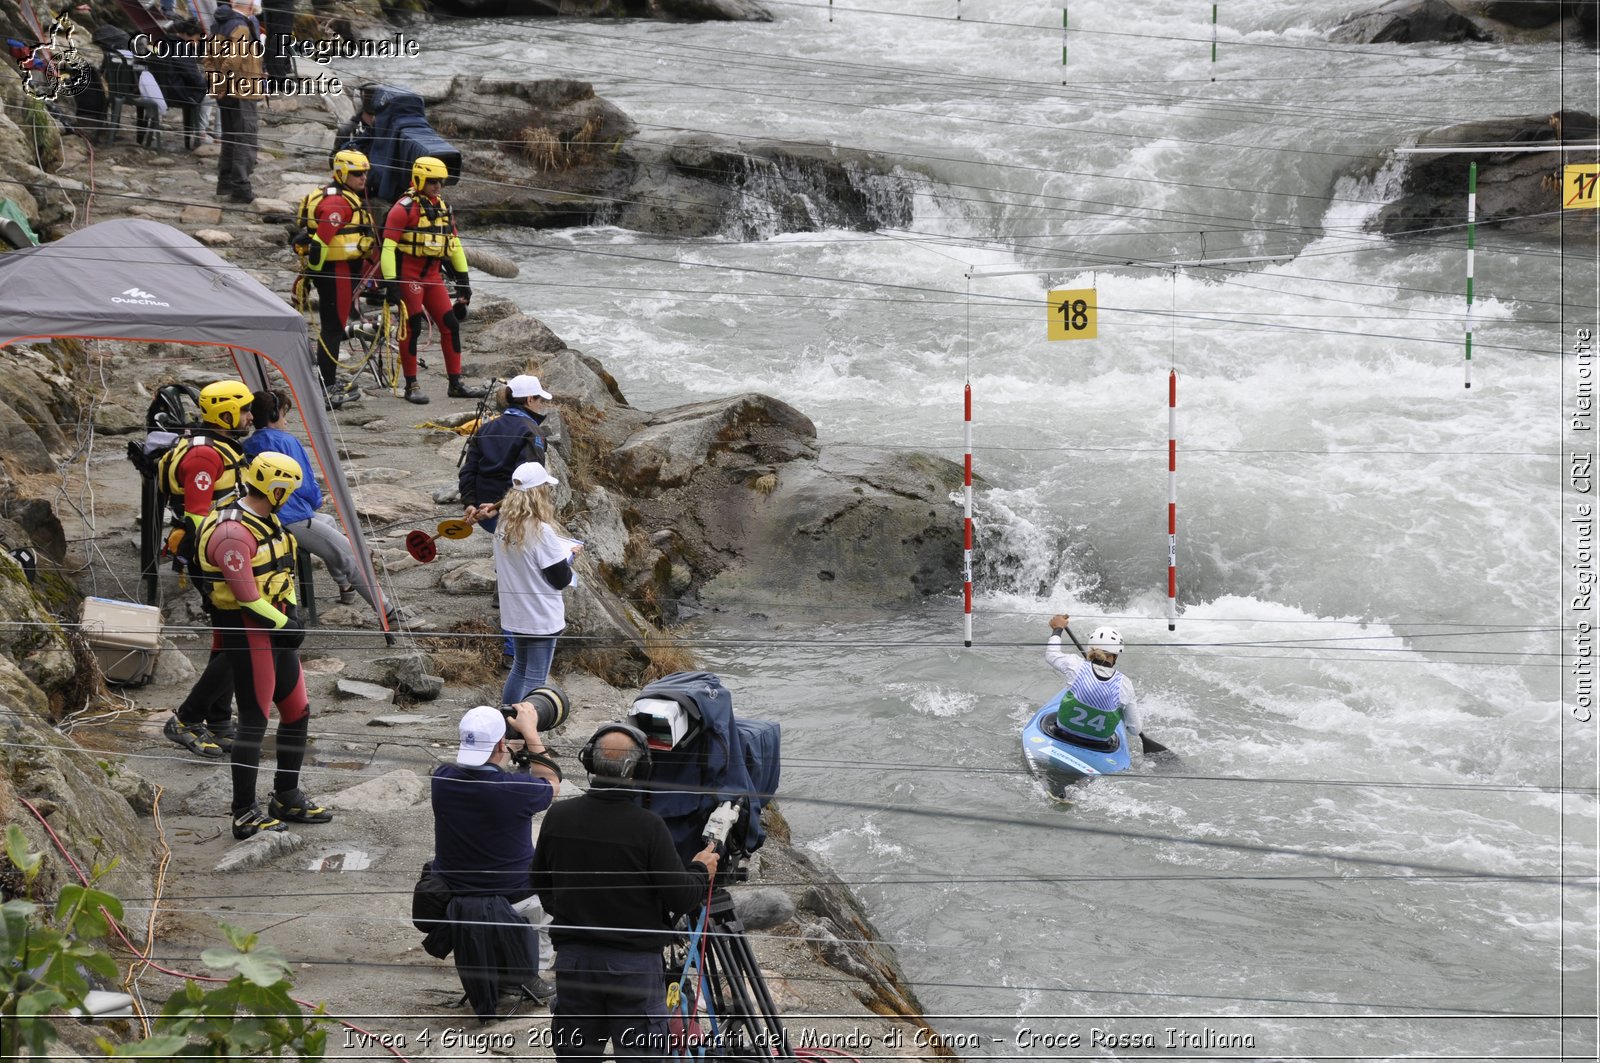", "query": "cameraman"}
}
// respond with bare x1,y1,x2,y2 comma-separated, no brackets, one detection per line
531,725,719,1061
430,704,562,998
